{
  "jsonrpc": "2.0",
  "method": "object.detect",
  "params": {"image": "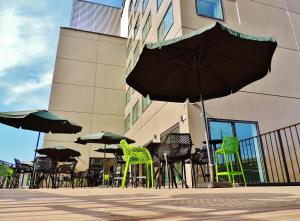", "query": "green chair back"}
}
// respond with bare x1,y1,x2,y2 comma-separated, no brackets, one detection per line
119,139,152,165
0,164,14,177
221,136,239,154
